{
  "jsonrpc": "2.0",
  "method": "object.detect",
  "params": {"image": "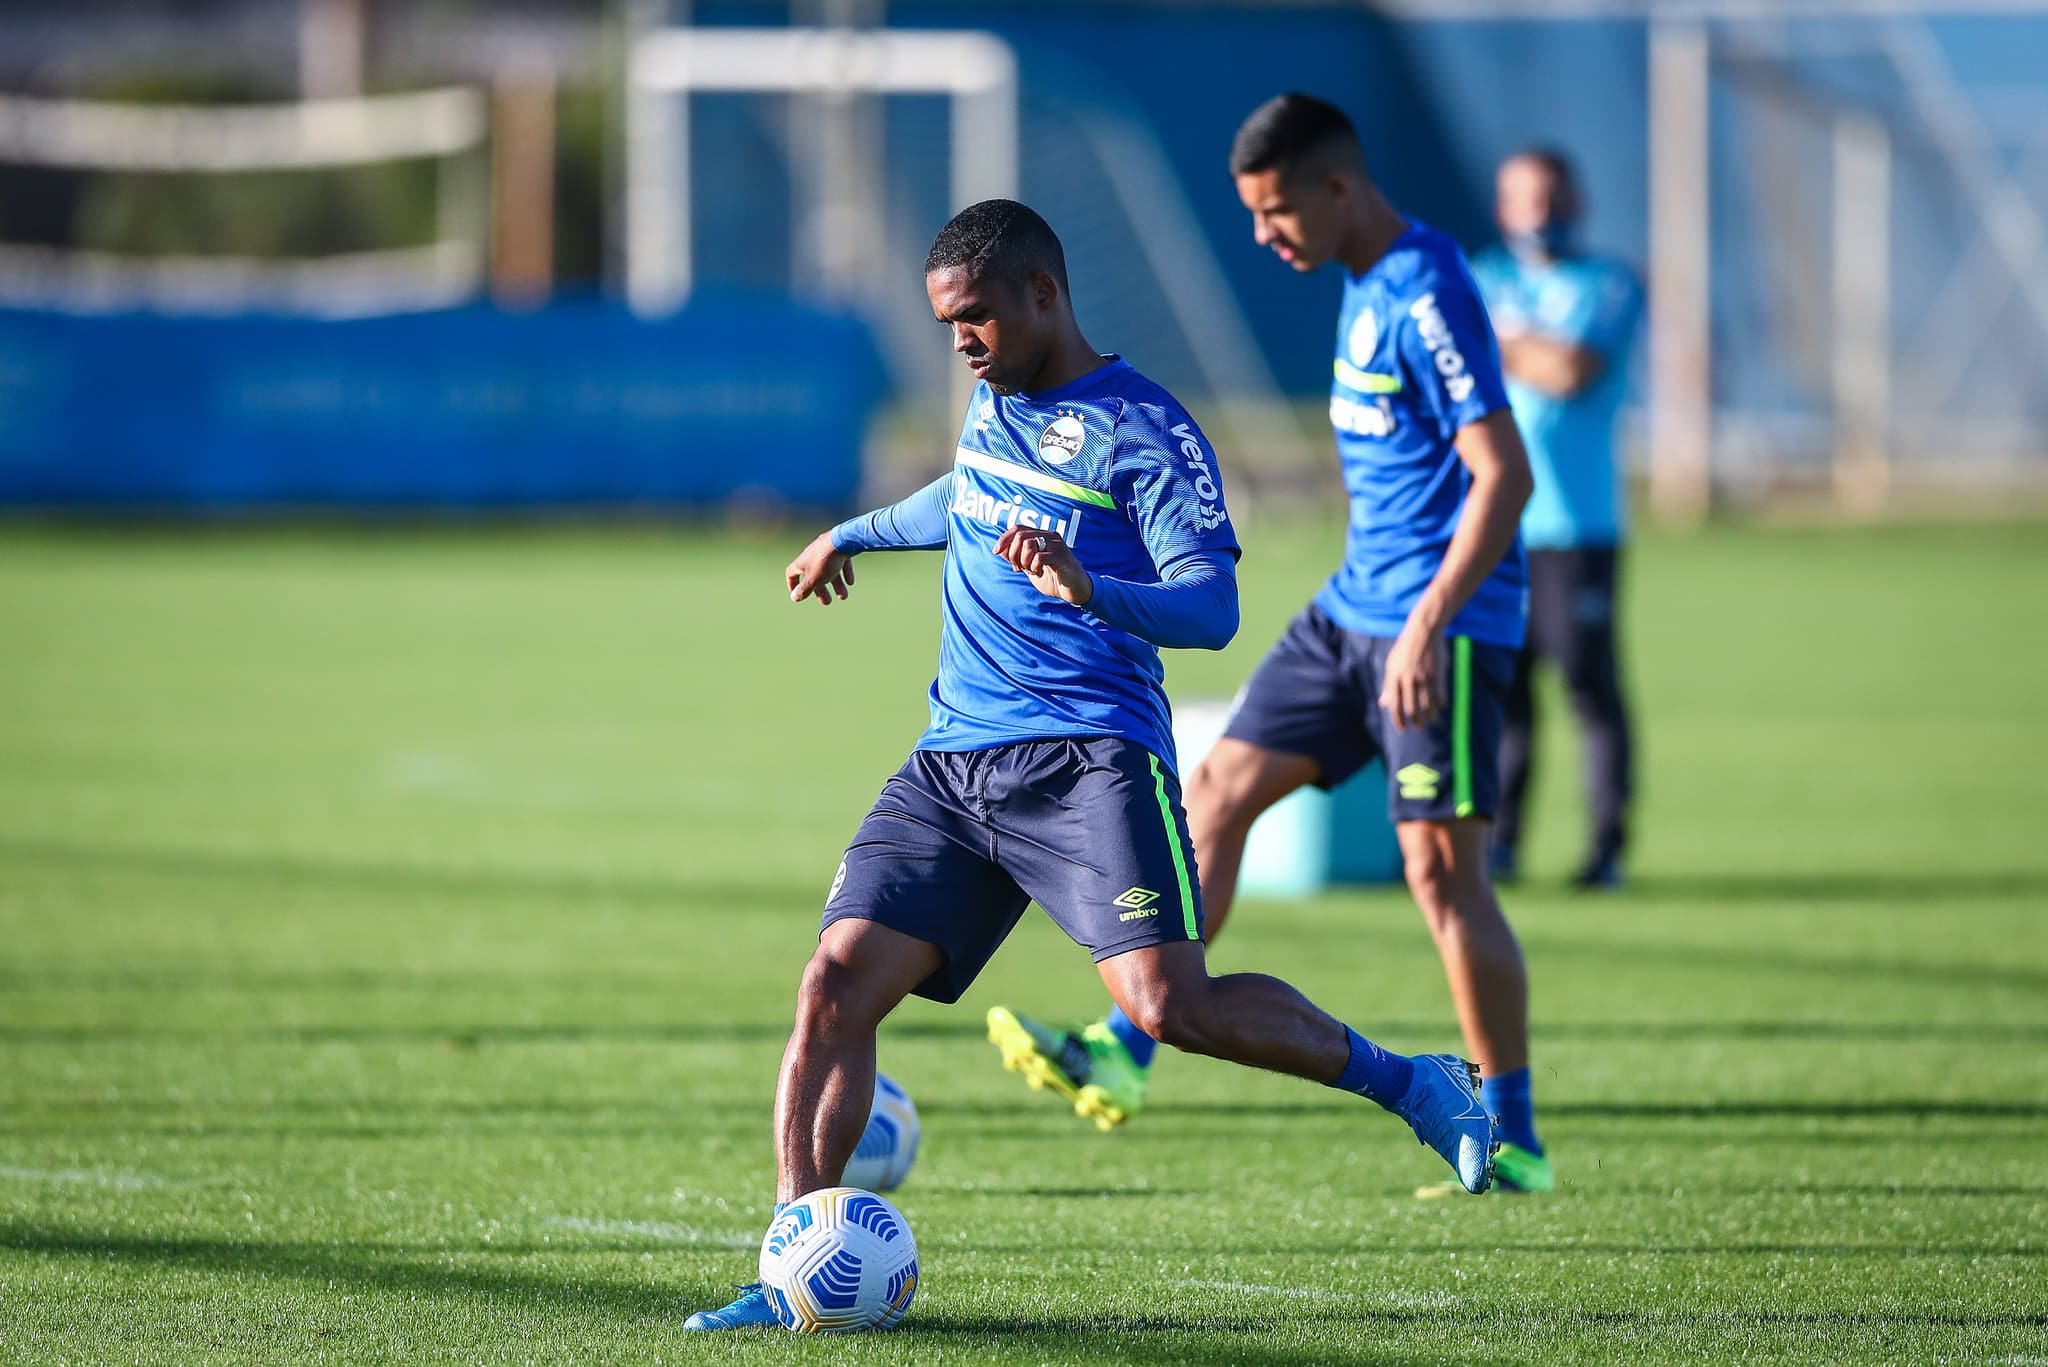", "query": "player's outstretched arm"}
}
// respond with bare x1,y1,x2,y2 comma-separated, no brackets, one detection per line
1380,409,1533,729
786,473,955,607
